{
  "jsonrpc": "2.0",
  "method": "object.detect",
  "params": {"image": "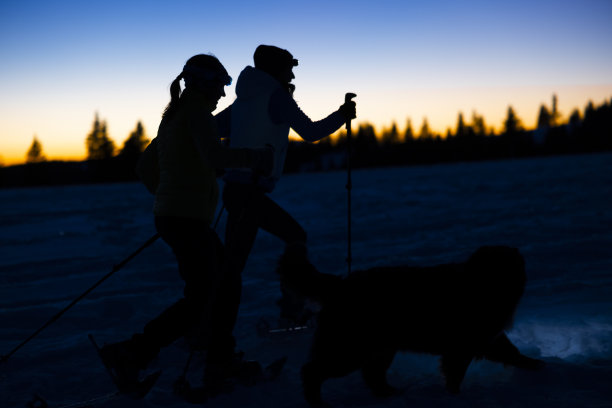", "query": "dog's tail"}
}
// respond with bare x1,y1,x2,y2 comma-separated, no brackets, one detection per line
276,243,342,305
